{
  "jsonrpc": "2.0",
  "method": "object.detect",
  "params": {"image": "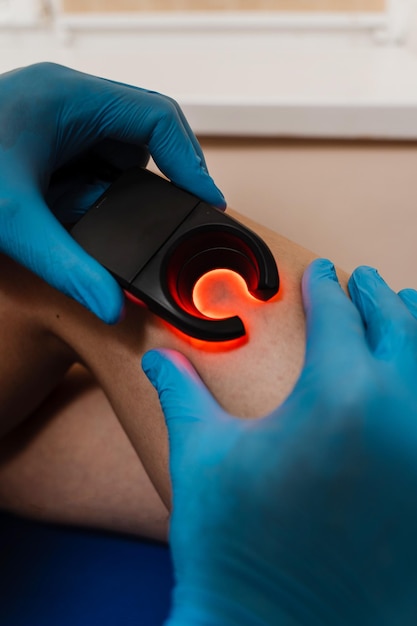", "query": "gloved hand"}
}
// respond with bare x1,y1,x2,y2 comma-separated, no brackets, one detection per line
143,258,417,626
0,62,225,322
